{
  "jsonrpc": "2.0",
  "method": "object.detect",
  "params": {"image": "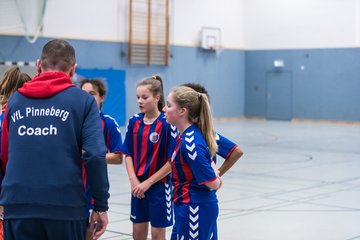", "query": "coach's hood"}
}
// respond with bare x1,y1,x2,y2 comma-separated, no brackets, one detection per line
18,72,75,98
